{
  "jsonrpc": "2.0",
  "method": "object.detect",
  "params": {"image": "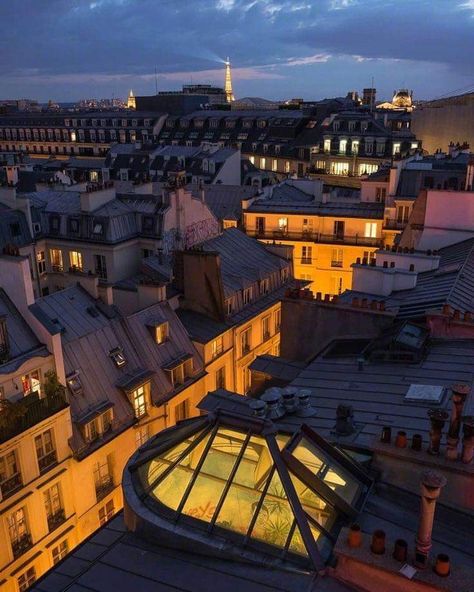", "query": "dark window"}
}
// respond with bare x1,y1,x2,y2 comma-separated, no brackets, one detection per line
9,222,21,237
423,176,434,189
142,216,154,232
49,215,60,233
68,218,80,233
